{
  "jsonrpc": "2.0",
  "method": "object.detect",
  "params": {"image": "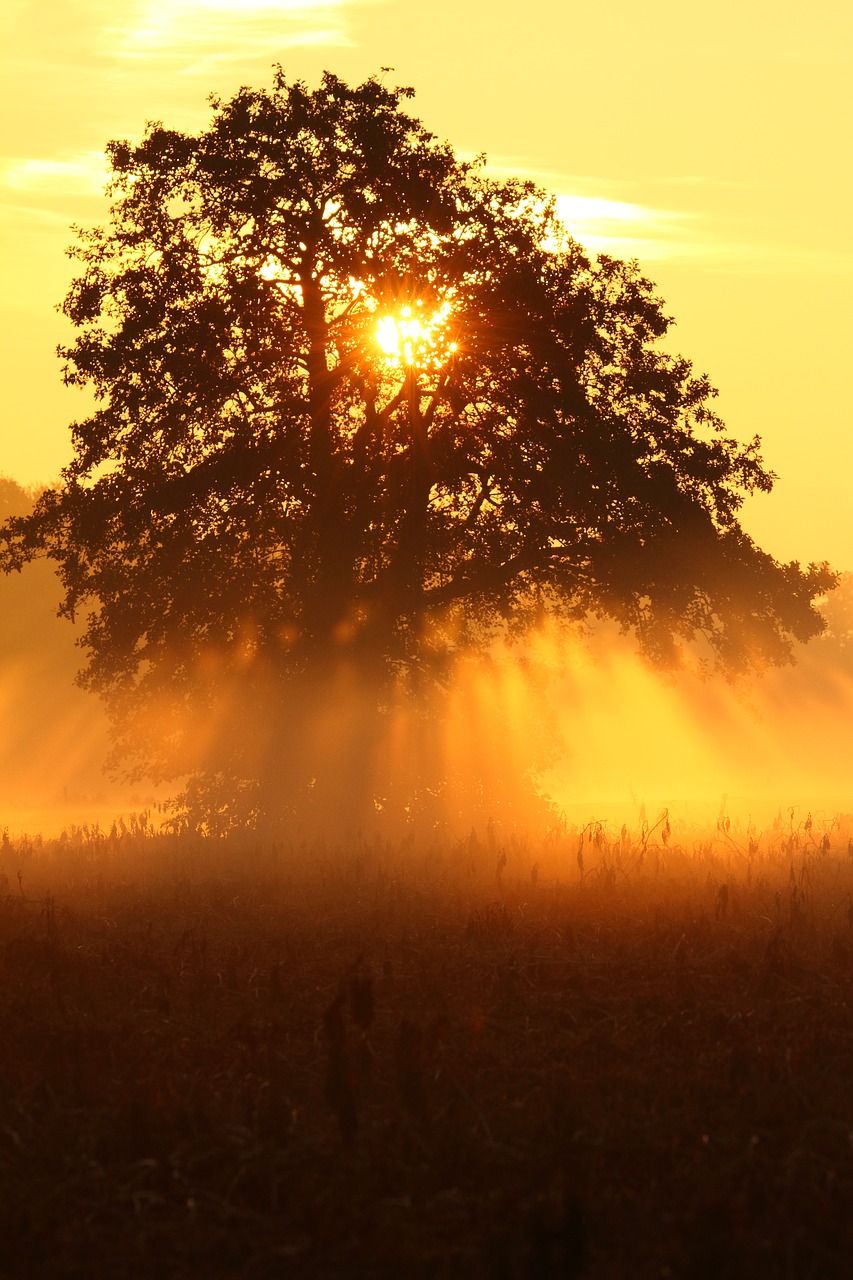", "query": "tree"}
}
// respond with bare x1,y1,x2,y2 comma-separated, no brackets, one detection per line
0,70,835,834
